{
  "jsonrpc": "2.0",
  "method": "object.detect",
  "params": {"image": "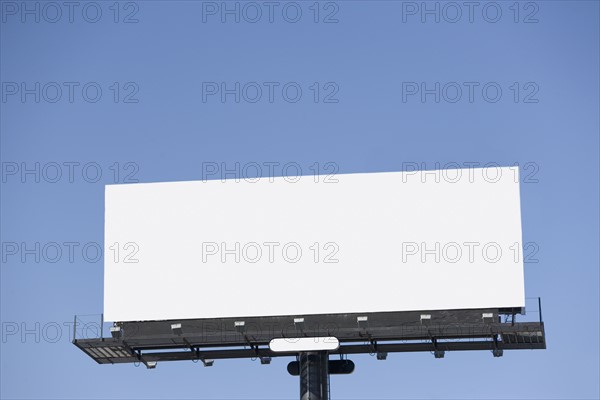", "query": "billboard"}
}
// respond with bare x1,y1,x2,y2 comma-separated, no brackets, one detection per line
104,167,525,322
